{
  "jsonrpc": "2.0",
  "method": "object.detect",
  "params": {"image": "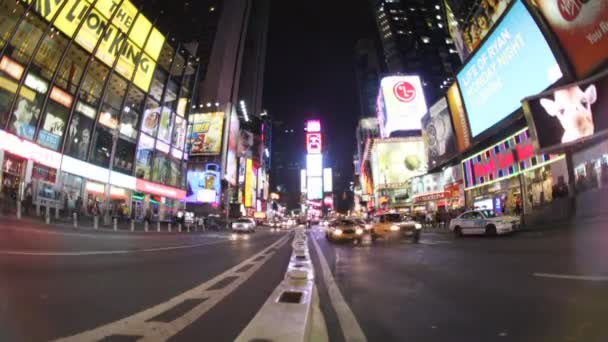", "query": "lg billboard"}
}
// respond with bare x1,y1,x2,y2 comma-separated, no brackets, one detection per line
377,76,428,138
